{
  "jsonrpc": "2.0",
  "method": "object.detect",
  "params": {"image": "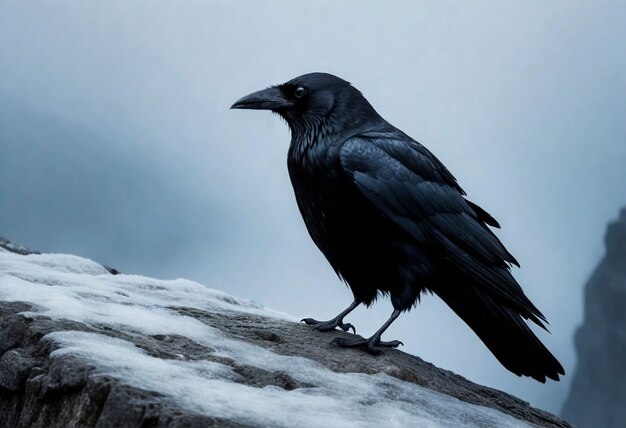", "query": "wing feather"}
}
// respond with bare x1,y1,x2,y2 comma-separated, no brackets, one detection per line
339,134,544,324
